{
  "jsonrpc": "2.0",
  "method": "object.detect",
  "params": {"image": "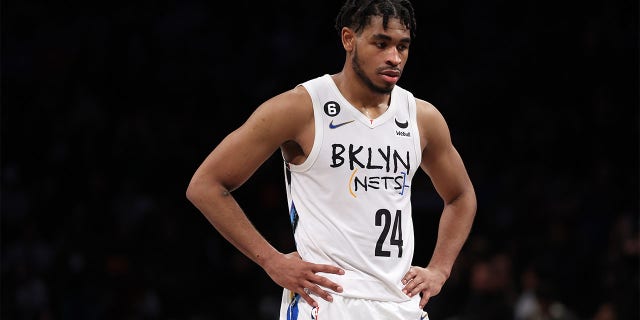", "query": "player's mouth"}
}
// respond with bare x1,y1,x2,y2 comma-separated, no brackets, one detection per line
379,69,401,84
